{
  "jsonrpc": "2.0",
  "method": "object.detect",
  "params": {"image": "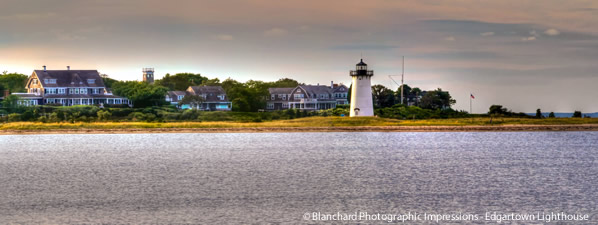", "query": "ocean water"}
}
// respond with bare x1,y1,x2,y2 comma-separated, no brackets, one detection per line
0,132,597,224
